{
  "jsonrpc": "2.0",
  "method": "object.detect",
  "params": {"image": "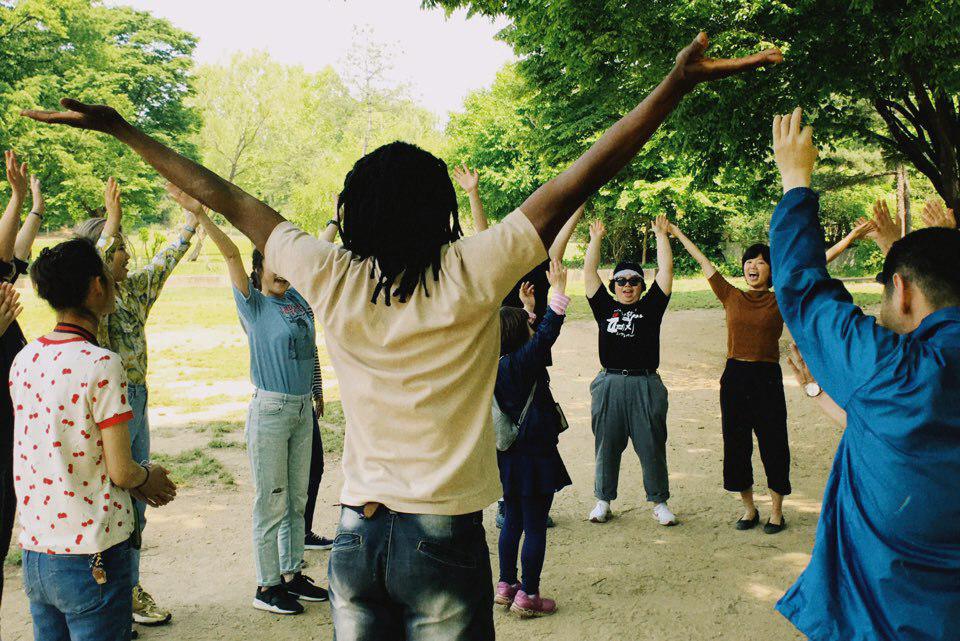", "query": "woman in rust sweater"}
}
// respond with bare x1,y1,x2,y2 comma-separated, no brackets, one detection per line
672,224,790,534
